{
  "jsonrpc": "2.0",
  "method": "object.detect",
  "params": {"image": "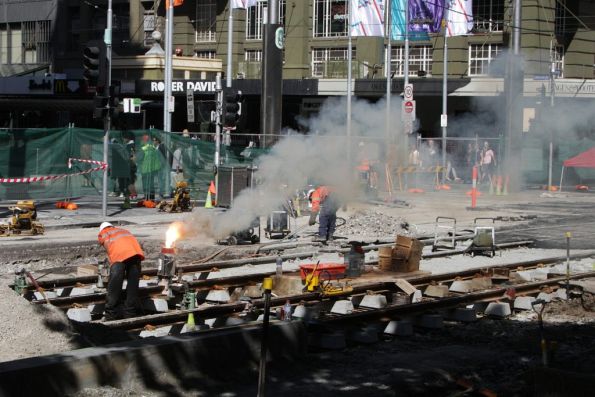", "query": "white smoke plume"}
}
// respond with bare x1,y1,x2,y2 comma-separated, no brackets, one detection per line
189,96,404,239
